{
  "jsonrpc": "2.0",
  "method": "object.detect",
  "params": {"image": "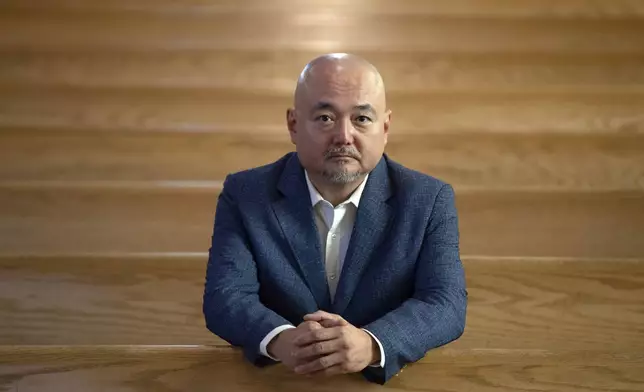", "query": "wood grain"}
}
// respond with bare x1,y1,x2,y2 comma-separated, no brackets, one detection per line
1,254,643,350
0,183,218,254
0,346,642,391
2,89,644,134
0,254,216,346
2,129,643,191
0,184,642,257
460,257,644,351
2,51,644,94
458,190,644,258
1,11,643,53
4,0,644,18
